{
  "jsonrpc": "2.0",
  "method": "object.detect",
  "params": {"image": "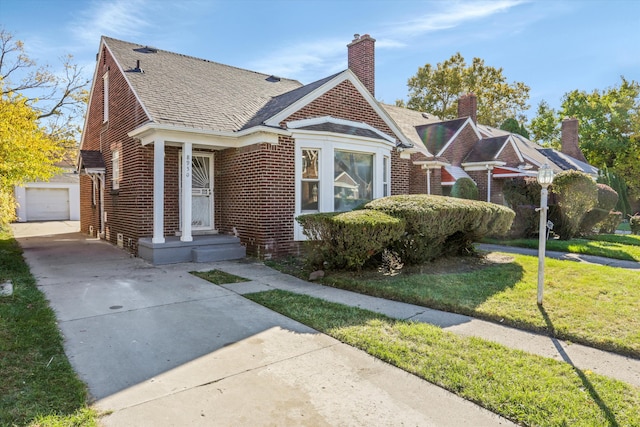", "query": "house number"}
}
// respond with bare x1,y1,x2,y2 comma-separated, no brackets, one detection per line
186,154,191,178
